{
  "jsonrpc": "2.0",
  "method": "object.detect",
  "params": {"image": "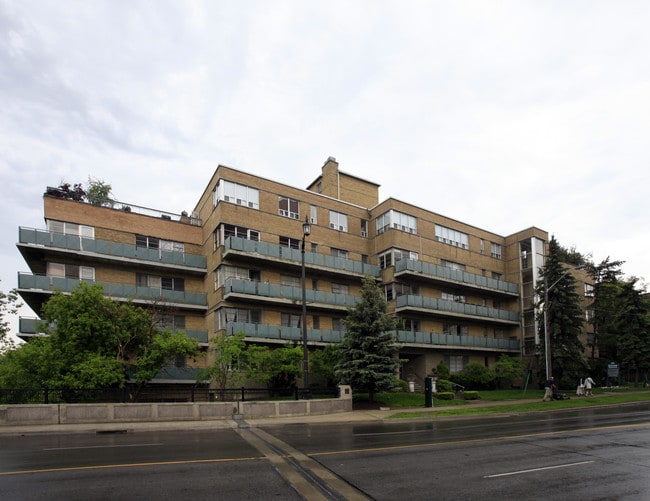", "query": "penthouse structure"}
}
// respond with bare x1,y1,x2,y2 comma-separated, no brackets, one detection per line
17,158,558,387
